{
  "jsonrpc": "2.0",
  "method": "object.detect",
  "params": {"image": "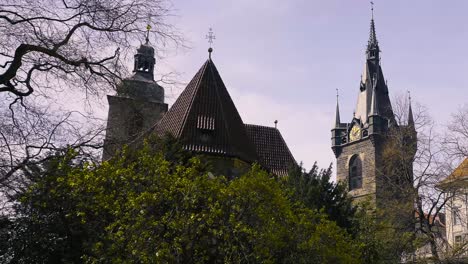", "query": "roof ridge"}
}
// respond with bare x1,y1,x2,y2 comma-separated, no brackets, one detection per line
176,60,209,137
245,123,276,129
